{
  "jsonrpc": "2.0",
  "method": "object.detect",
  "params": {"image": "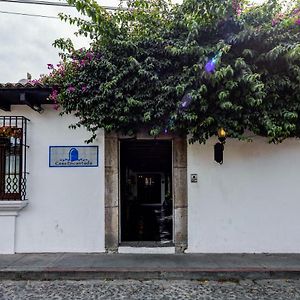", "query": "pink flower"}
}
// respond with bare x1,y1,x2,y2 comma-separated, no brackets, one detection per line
50,90,59,111
49,89,58,102
81,85,88,92
47,64,54,70
55,65,65,76
272,19,278,26
272,13,285,26
86,52,94,60
295,18,300,25
29,79,41,85
79,60,86,67
292,8,300,16
232,0,242,16
58,68,65,76
67,86,75,93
